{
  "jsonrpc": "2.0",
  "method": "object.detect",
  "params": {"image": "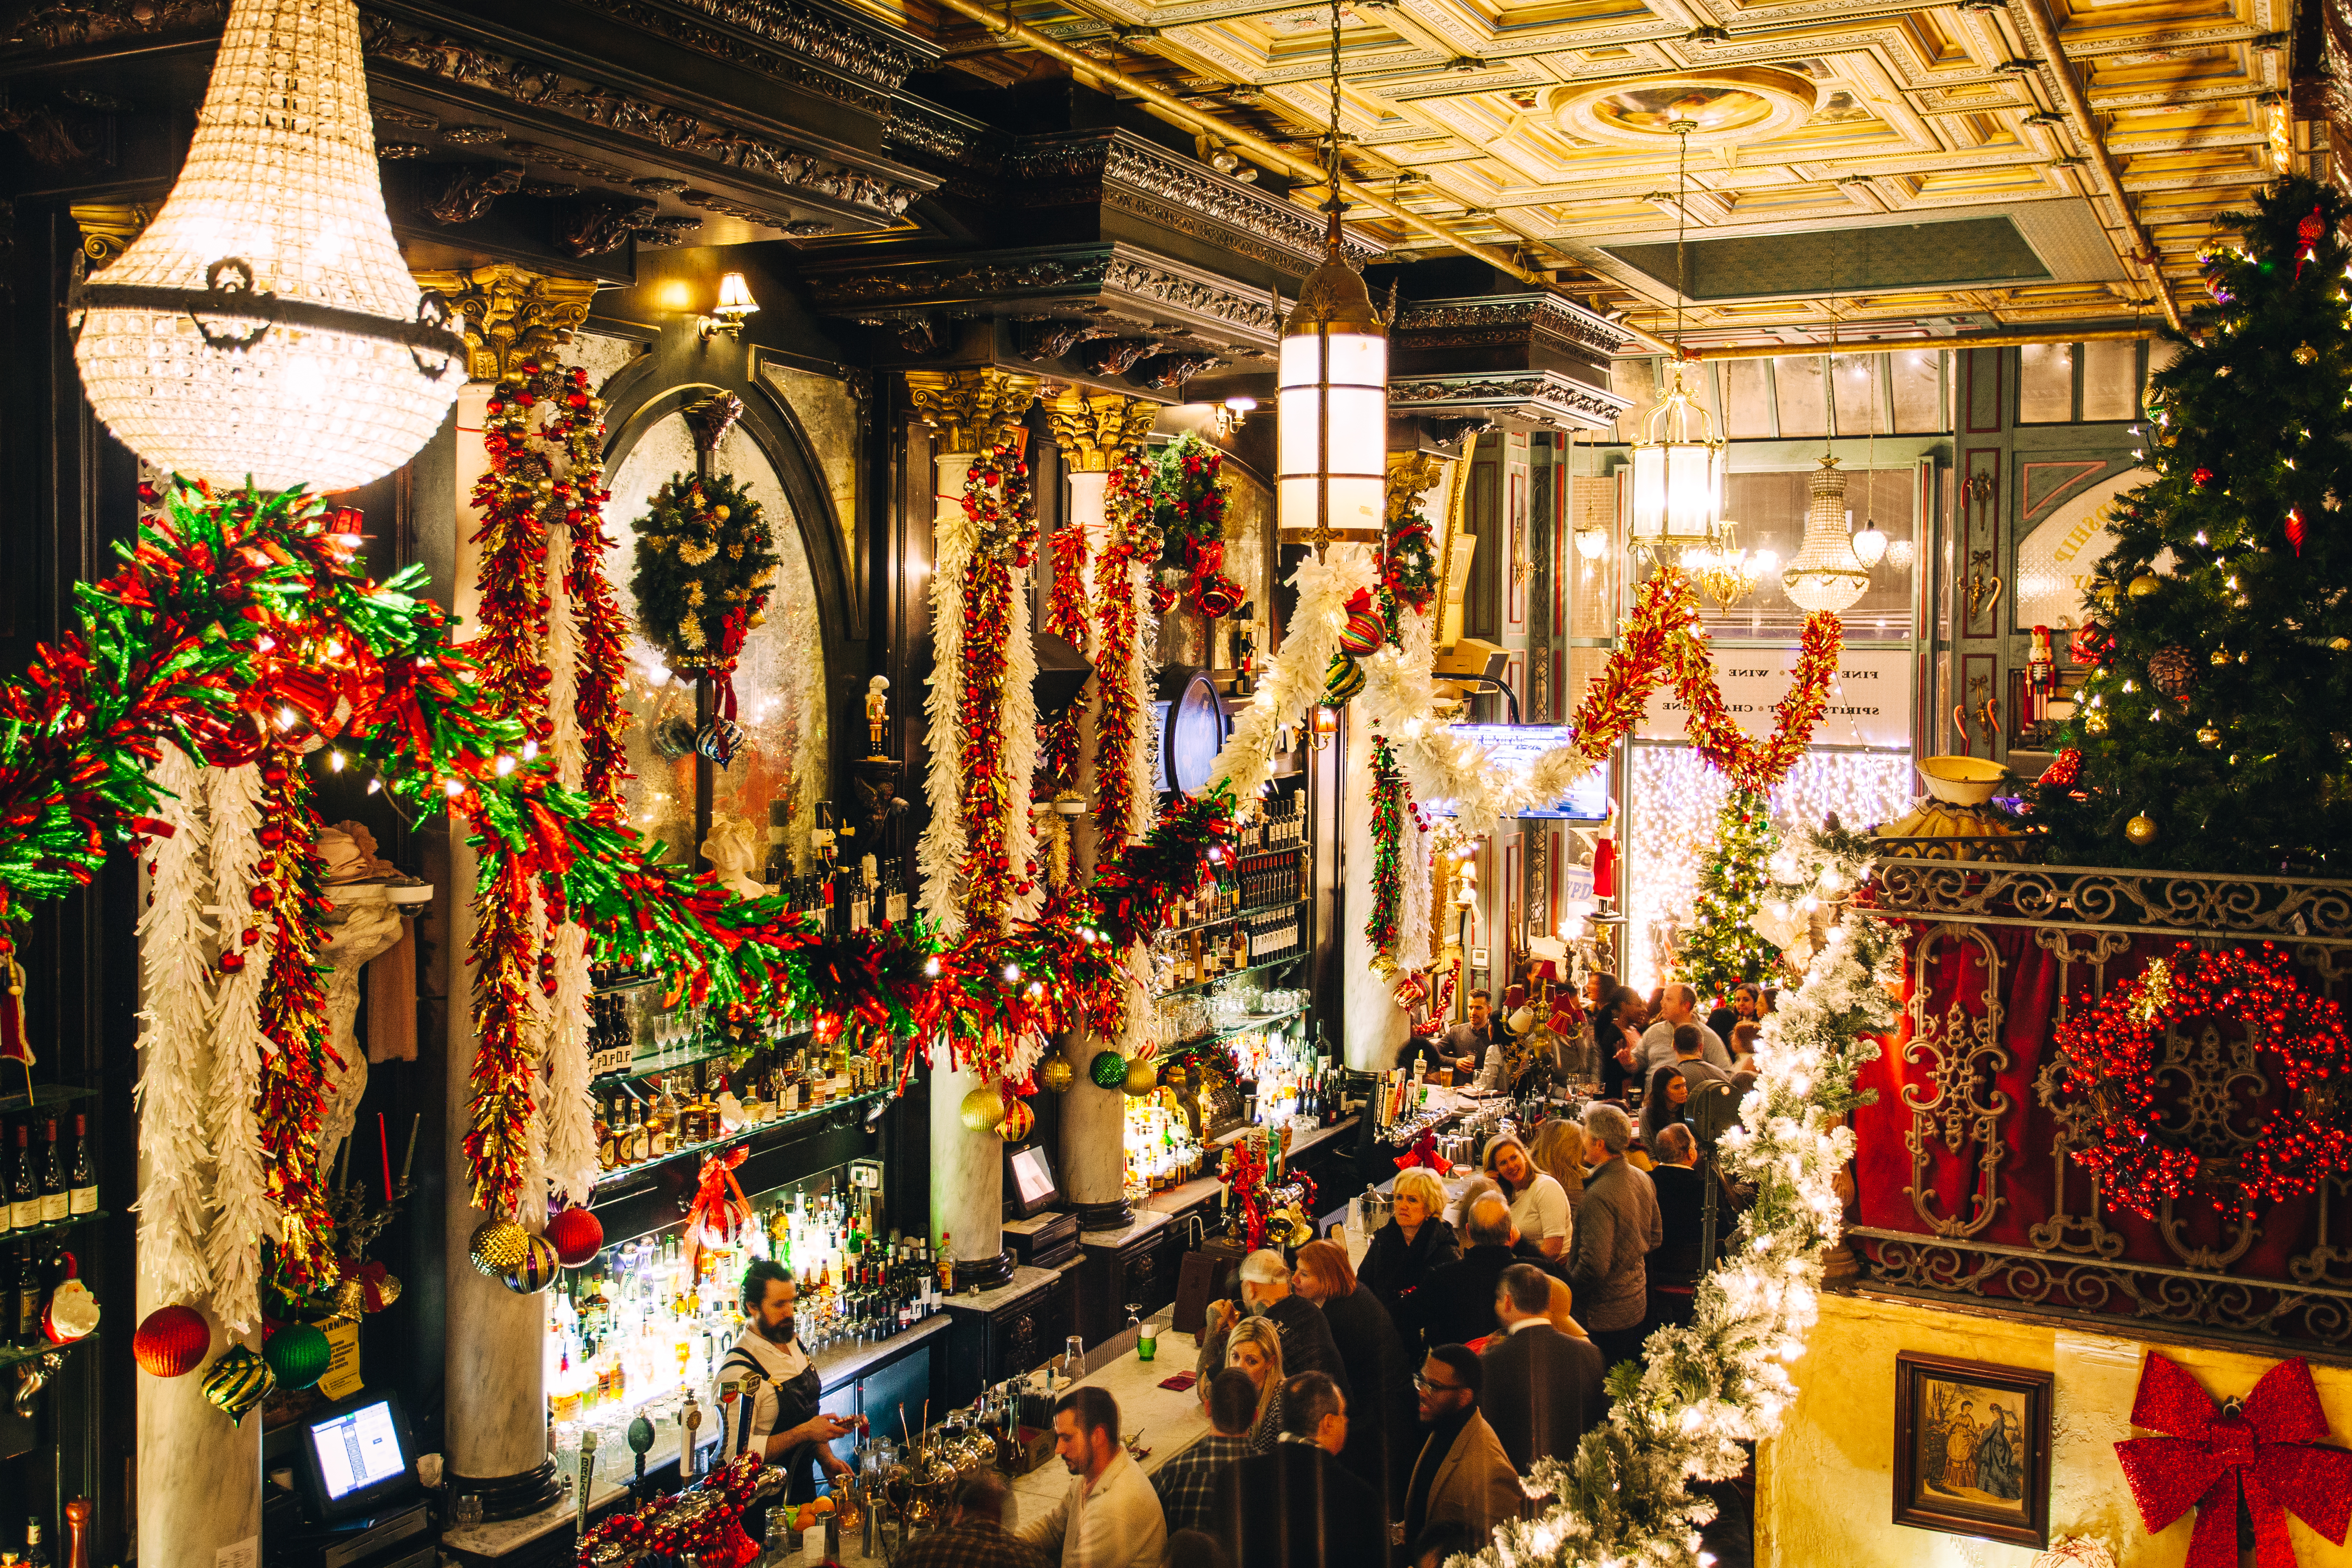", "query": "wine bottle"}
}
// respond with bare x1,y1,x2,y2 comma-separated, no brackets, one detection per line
38,1120,65,1226
11,1125,37,1233
23,1516,50,1568
66,1117,95,1217
14,1246,42,1349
